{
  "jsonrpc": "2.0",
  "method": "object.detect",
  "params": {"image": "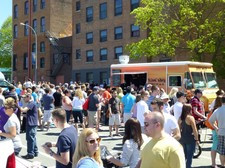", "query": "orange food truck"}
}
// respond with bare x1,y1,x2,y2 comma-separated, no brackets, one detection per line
110,61,219,112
